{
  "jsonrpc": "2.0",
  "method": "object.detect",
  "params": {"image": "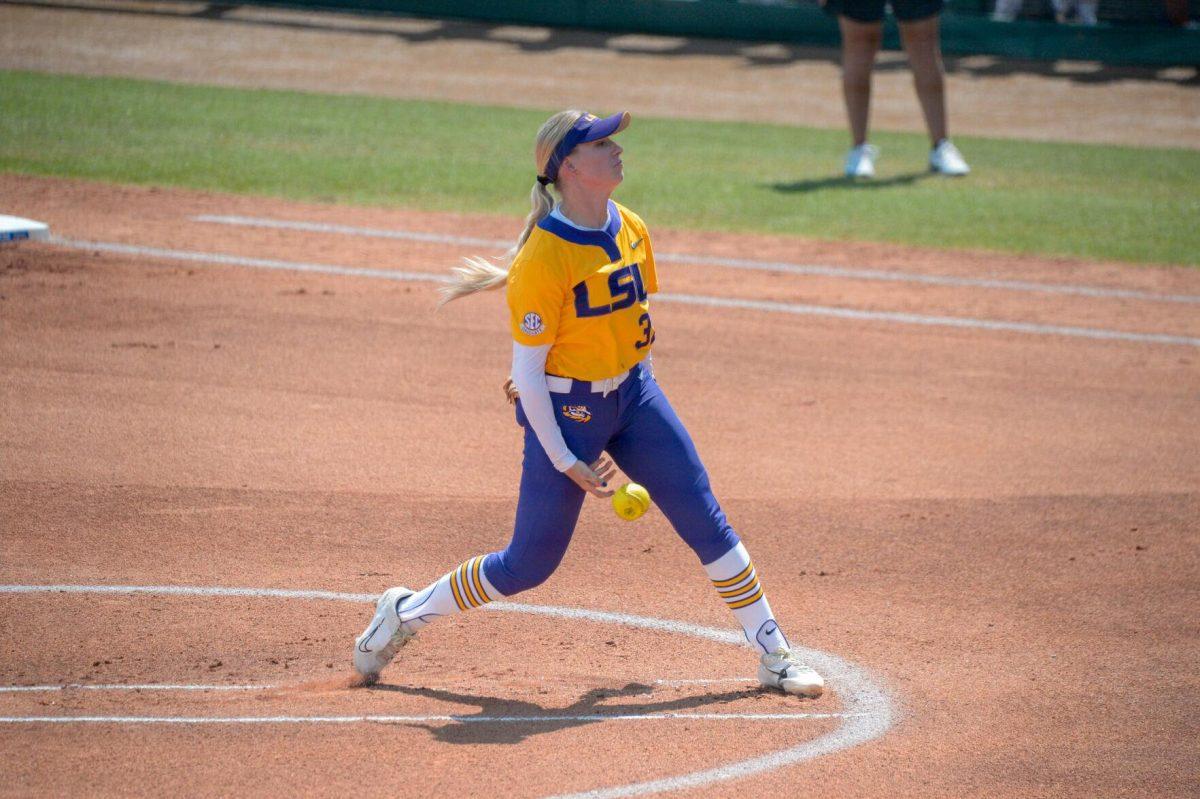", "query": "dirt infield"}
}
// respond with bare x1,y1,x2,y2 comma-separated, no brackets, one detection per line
2,174,1199,796
2,2,1200,794
2,0,1198,148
